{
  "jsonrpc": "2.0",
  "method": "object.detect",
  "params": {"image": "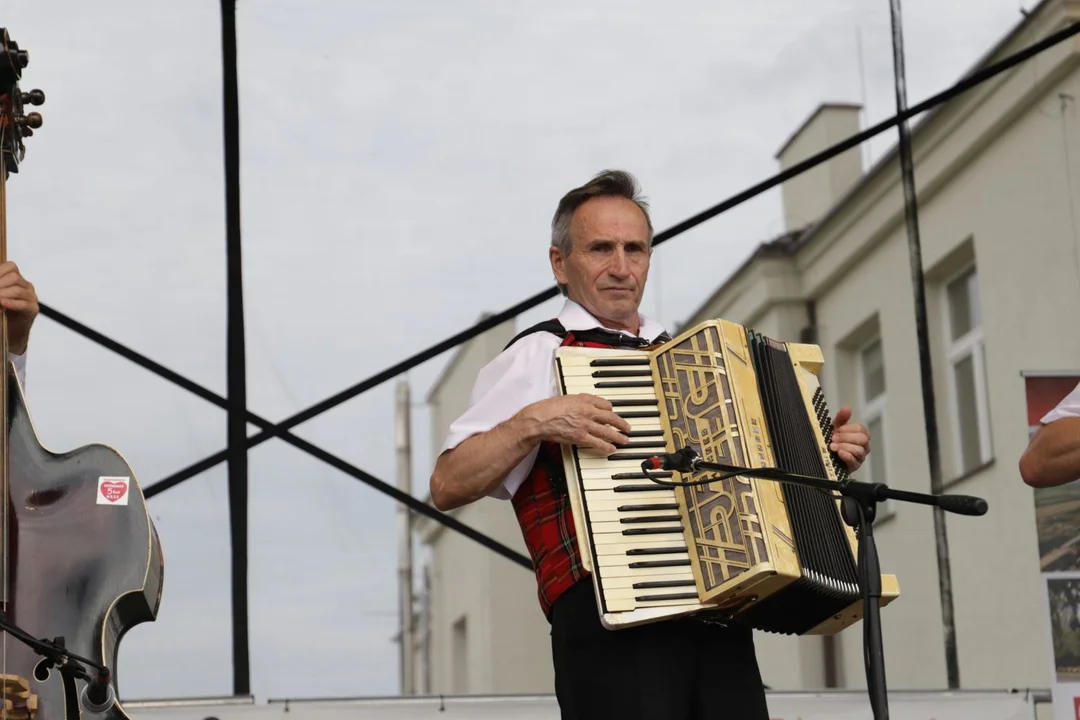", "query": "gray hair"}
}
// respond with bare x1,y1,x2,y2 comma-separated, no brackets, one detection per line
550,170,654,296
